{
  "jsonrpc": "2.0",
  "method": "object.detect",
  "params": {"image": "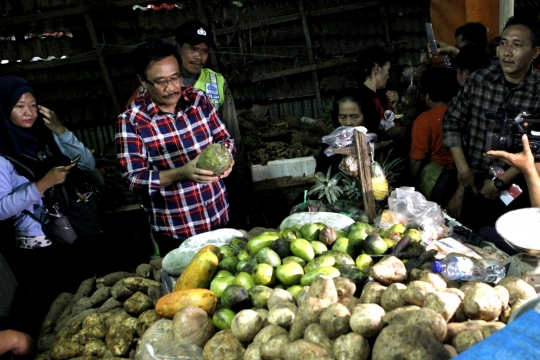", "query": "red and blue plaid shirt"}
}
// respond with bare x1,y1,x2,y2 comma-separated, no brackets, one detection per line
116,87,235,240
